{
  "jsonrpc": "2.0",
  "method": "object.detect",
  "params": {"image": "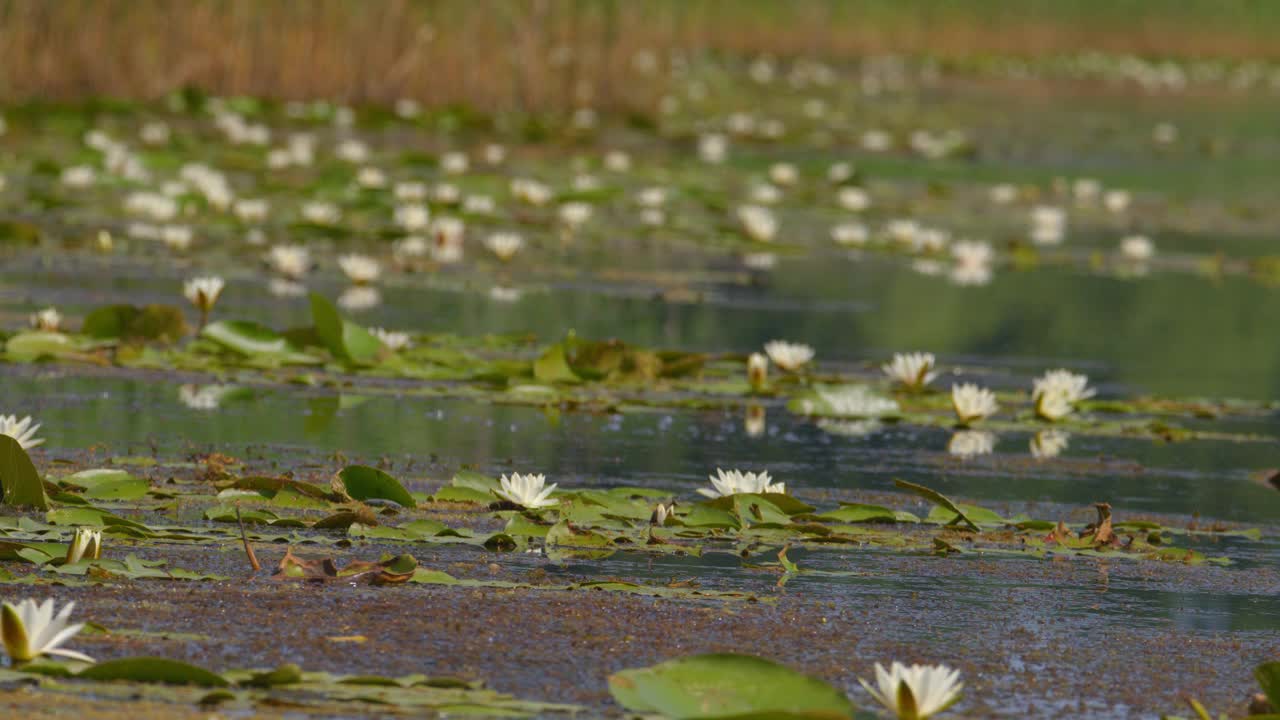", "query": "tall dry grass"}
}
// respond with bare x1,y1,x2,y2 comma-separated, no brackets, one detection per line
1,0,1278,111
